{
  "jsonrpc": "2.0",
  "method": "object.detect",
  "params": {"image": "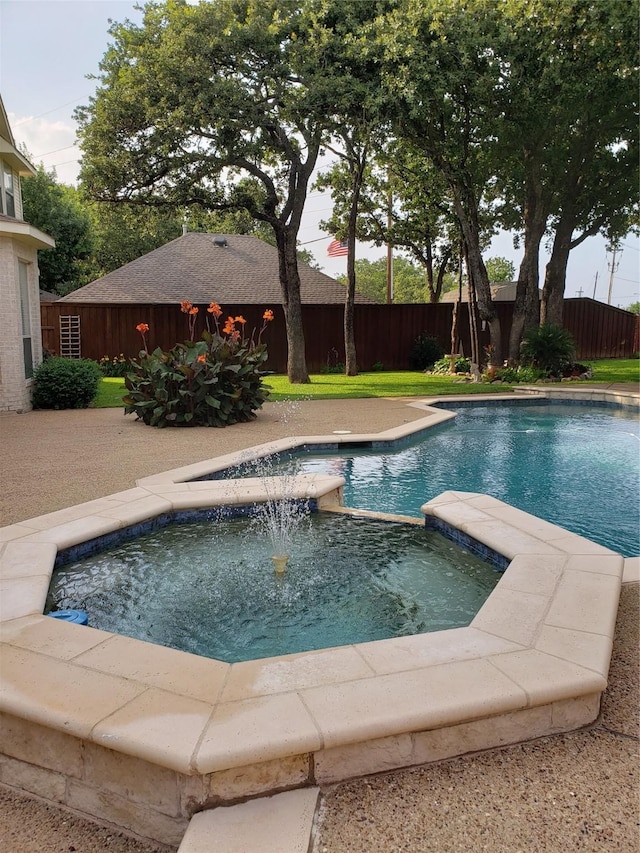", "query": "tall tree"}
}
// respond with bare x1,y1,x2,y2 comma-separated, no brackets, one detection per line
370,0,504,366
76,0,333,382
309,0,392,375
323,142,461,304
21,165,94,295
315,140,373,373
494,0,639,351
539,0,638,326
